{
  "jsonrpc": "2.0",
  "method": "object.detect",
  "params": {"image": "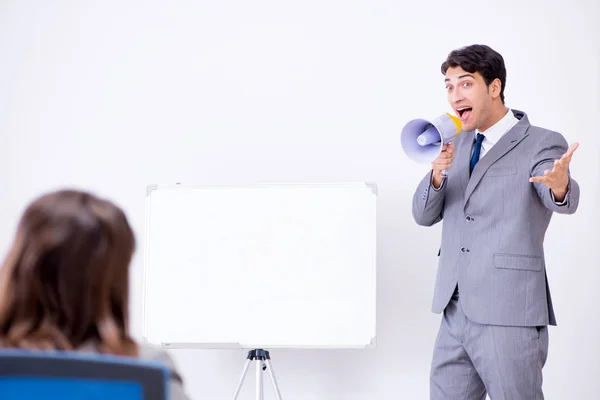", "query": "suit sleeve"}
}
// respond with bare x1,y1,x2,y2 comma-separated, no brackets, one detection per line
412,170,446,226
530,130,580,214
